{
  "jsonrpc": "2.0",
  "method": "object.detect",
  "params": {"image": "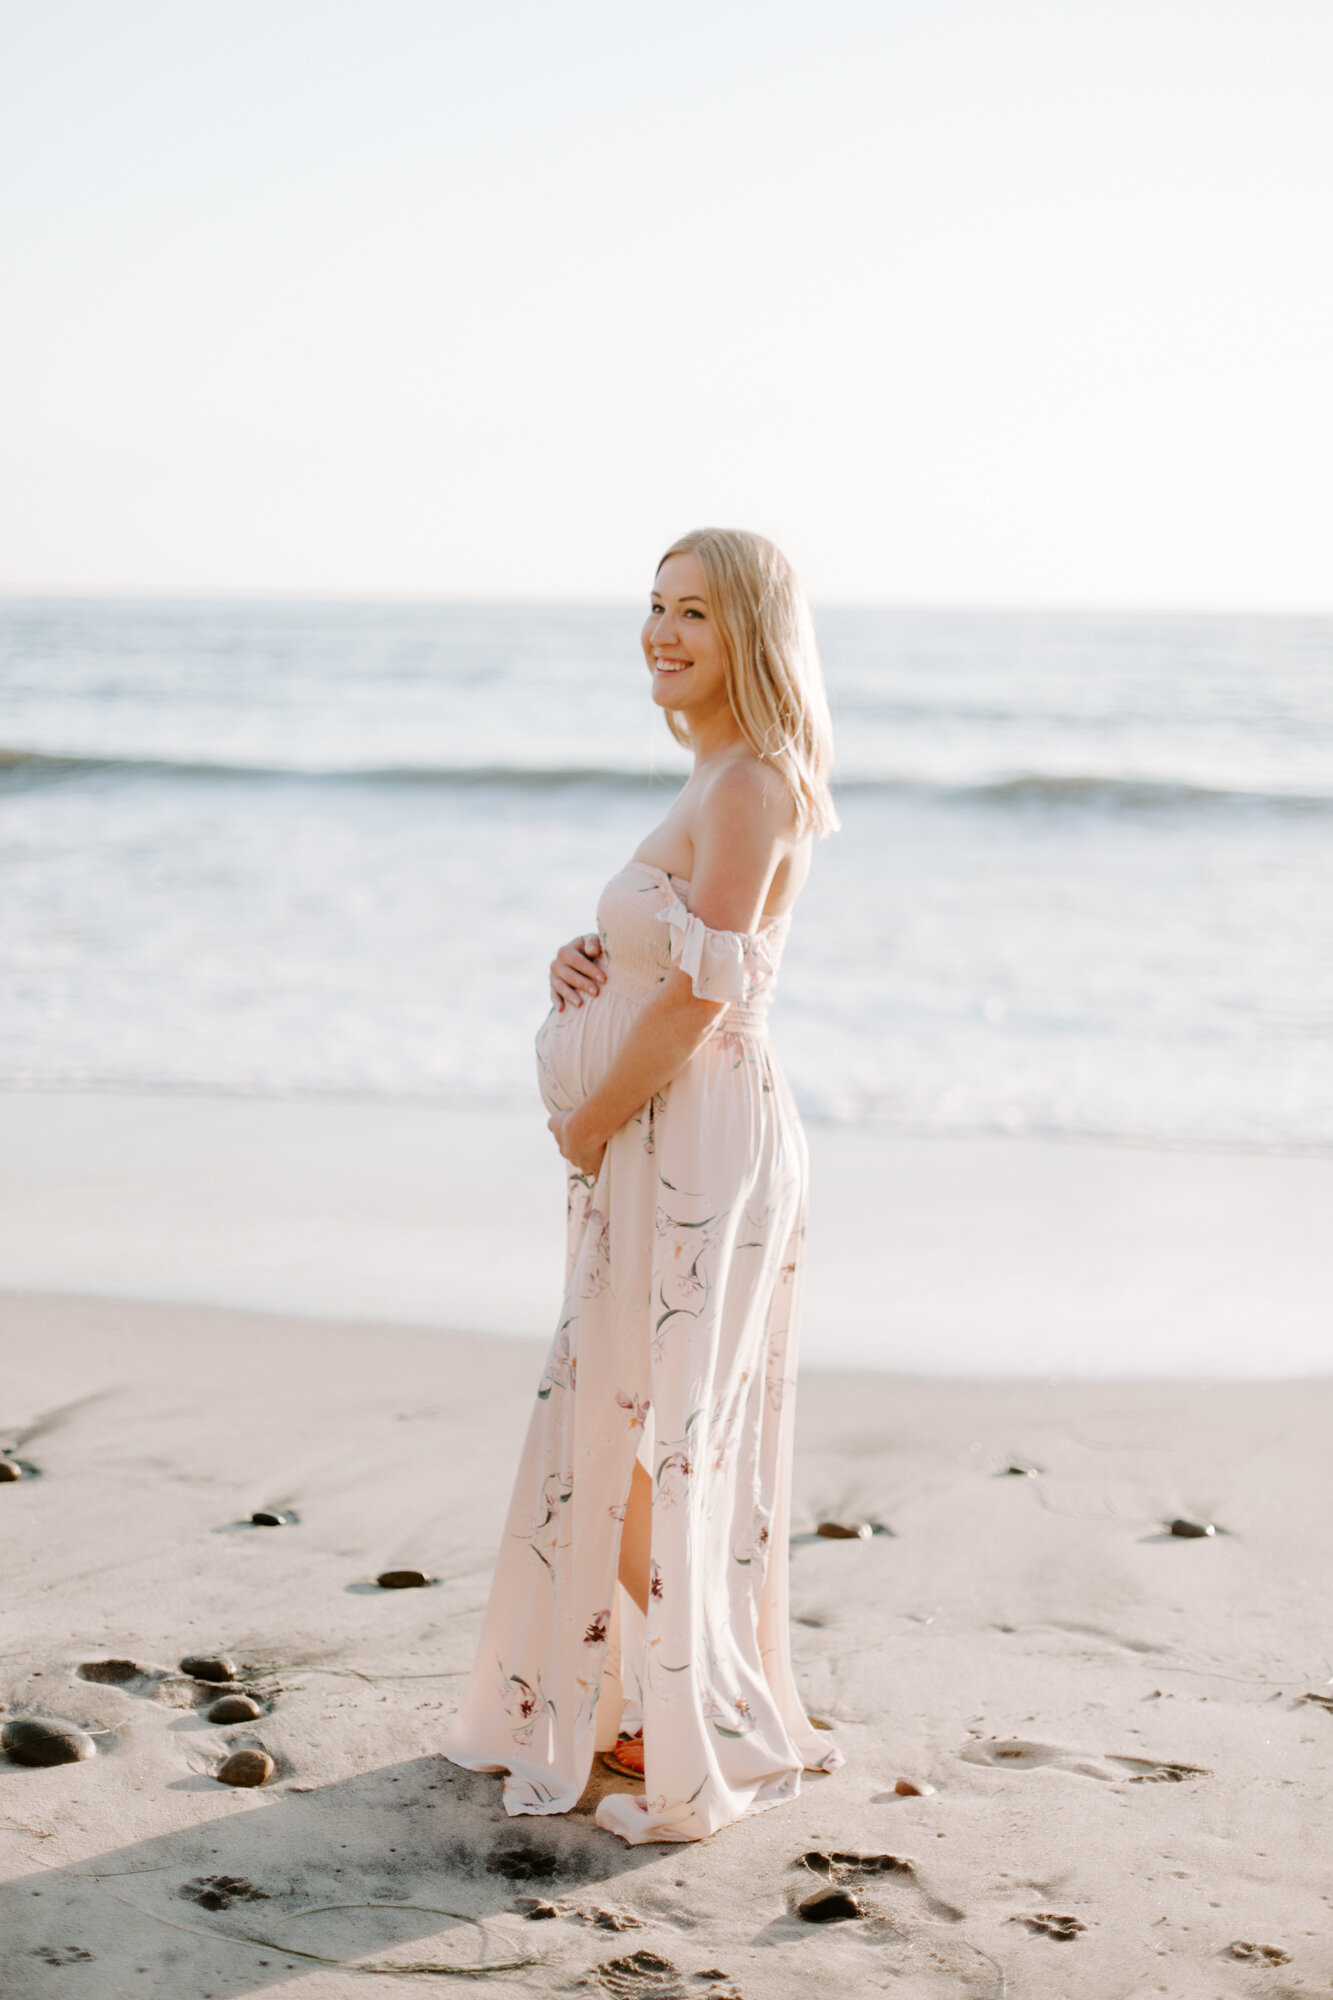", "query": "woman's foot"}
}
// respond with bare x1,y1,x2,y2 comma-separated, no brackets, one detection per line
601,1730,644,1778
